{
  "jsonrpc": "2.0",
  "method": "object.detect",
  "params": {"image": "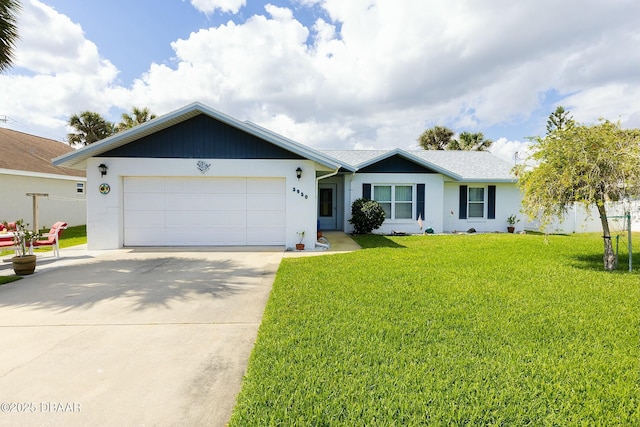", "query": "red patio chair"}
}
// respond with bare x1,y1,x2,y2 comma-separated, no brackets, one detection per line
30,222,67,258
0,222,18,252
